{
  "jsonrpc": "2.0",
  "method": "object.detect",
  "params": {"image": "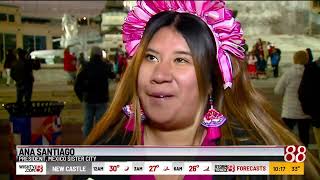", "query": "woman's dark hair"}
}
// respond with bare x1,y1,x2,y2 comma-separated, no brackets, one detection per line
90,46,103,62
17,48,27,60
